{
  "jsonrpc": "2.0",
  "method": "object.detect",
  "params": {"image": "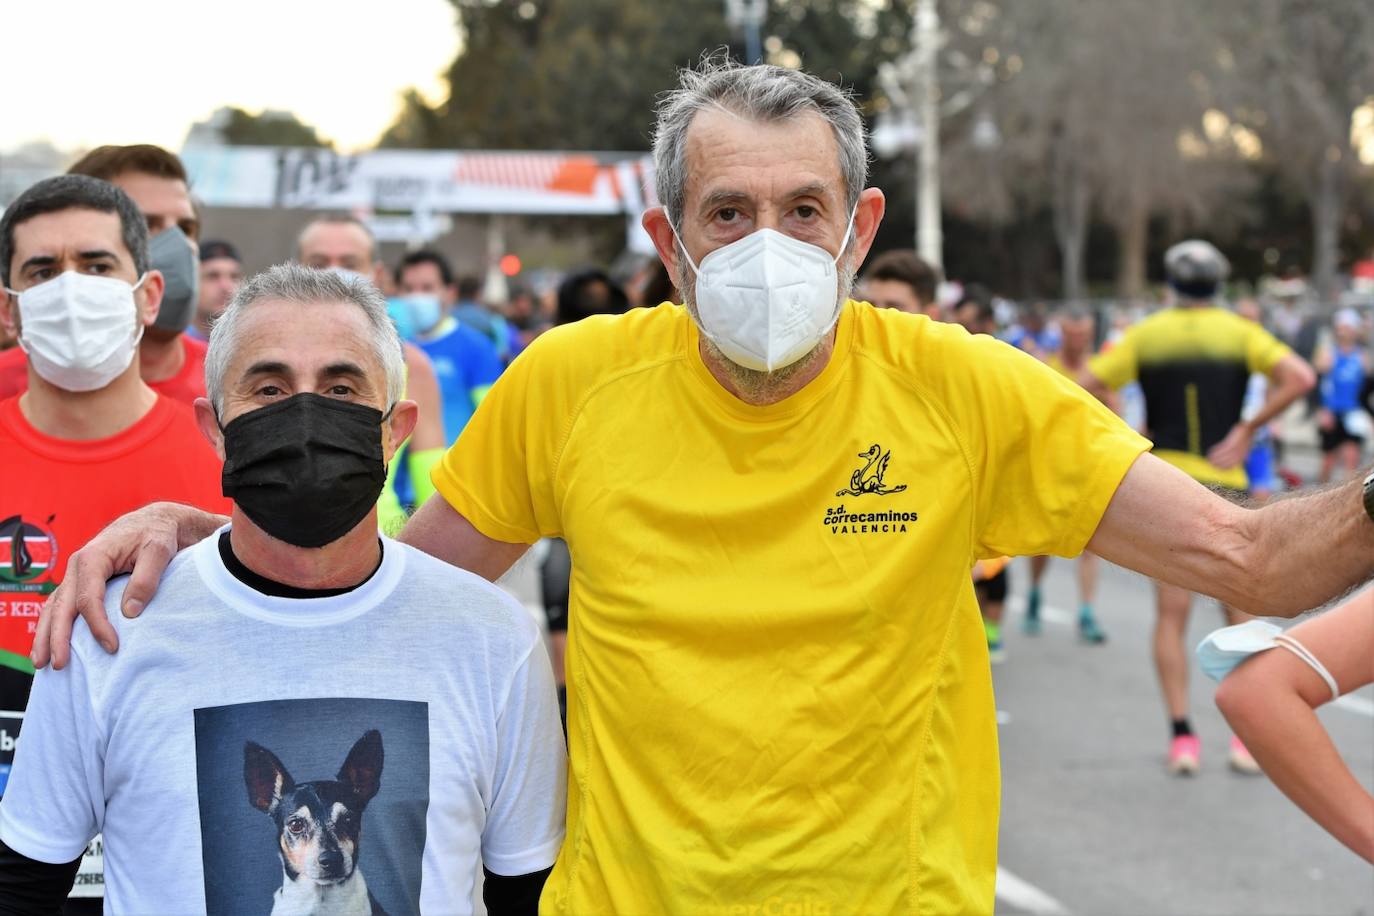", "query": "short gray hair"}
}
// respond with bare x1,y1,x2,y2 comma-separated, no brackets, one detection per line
653,57,869,227
206,263,405,415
